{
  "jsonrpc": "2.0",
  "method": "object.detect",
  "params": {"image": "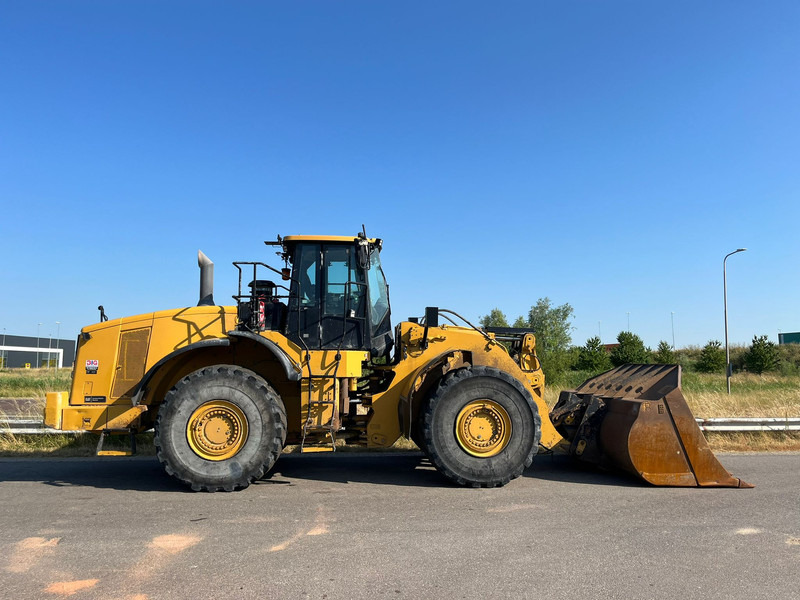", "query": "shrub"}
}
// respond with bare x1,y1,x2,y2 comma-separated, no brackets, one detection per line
652,340,676,364
610,331,650,366
696,340,726,373
576,336,611,372
778,343,800,375
744,335,780,374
